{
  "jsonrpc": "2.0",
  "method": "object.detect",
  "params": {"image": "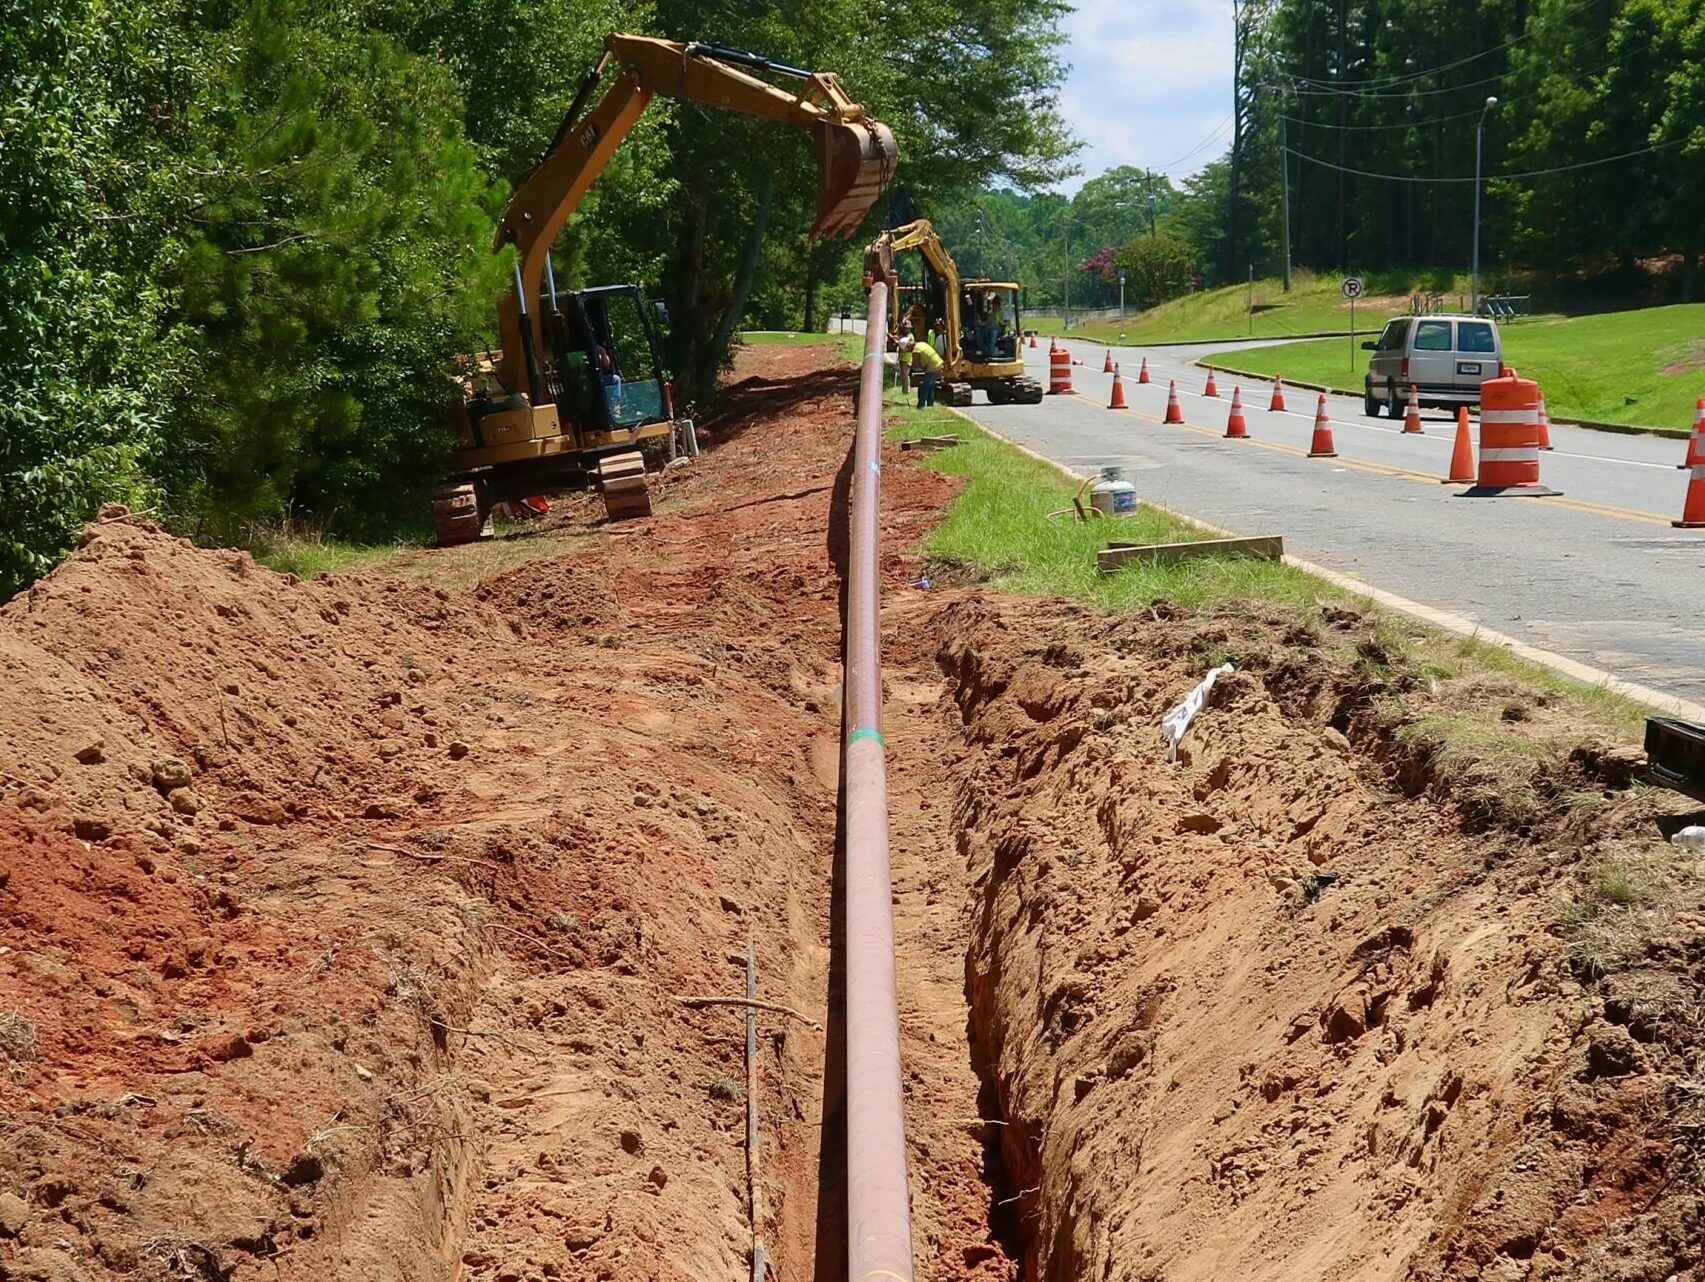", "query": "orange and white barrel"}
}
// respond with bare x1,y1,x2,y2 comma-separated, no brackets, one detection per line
1048,346,1073,395
1470,372,1555,494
